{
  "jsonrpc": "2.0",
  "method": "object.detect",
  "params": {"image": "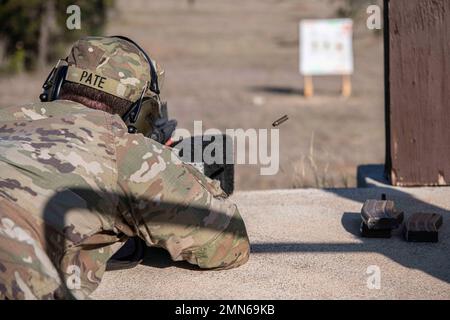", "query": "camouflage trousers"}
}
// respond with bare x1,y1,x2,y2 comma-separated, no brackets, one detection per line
0,197,131,300
0,198,64,299
0,183,250,299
